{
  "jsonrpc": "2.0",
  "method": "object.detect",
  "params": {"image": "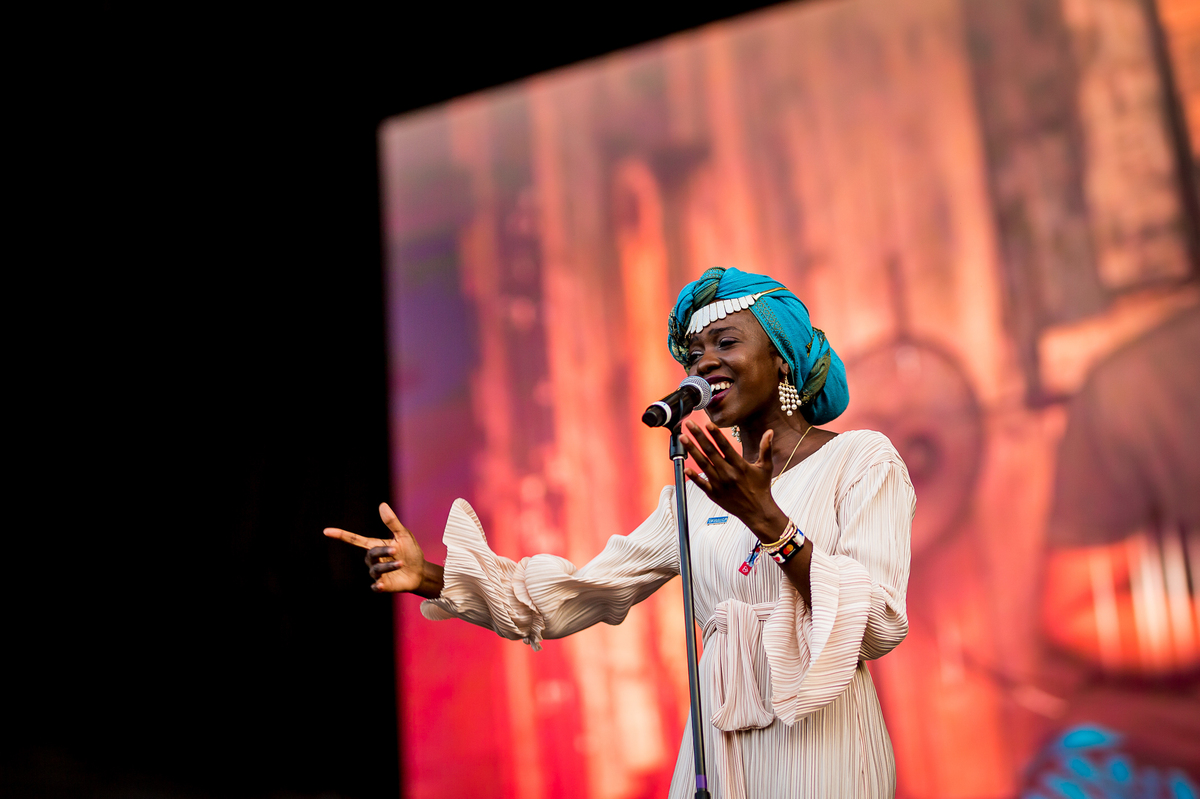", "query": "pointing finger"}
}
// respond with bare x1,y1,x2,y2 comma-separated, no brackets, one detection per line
324,528,383,550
